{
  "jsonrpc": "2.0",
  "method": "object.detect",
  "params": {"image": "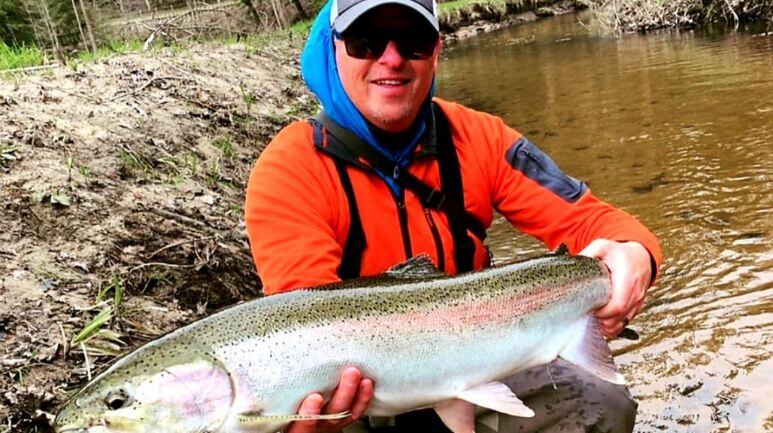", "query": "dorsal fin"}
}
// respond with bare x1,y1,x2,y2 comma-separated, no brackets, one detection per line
385,254,445,279
553,244,571,256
